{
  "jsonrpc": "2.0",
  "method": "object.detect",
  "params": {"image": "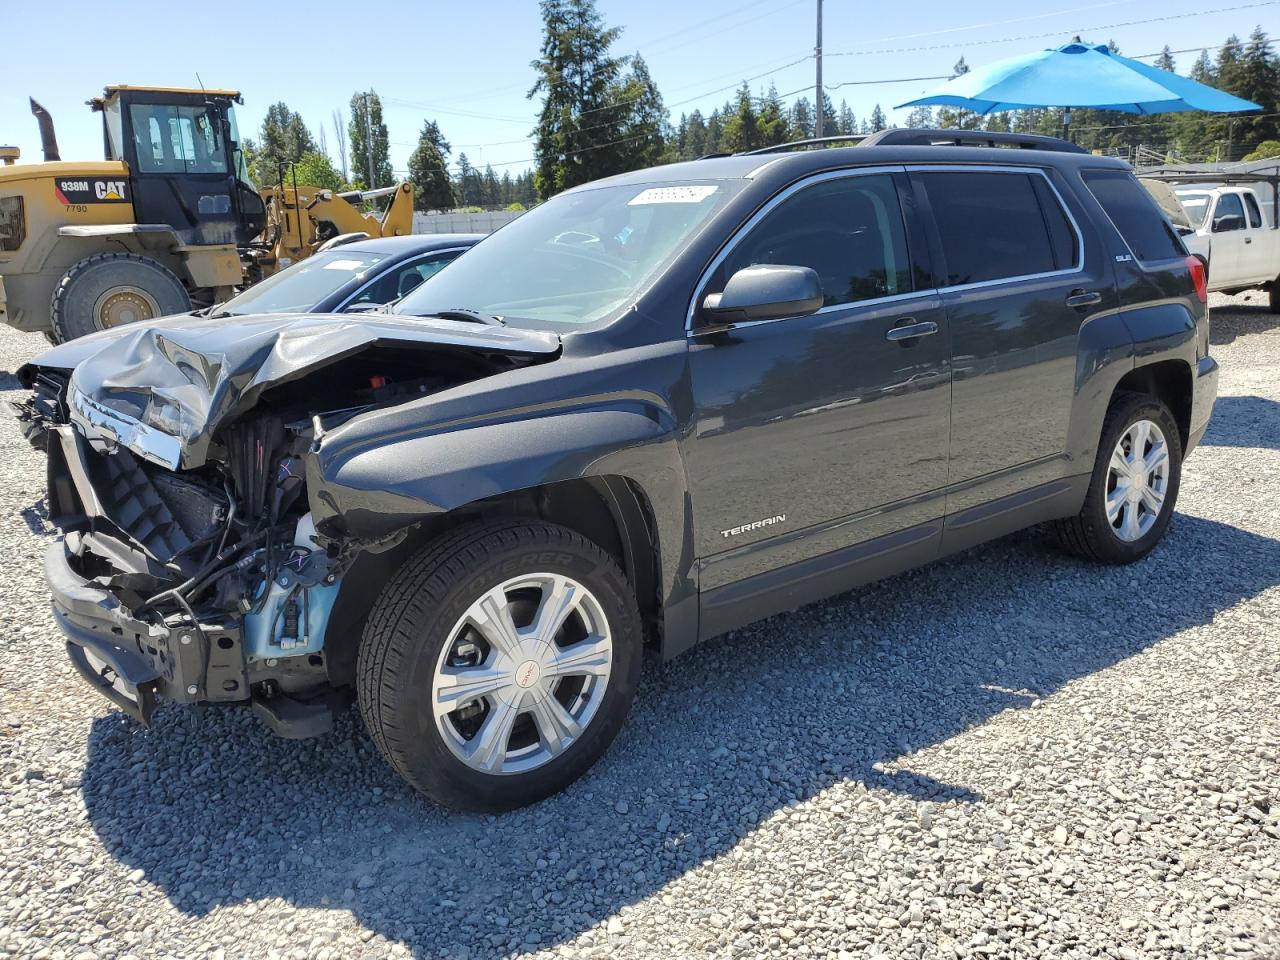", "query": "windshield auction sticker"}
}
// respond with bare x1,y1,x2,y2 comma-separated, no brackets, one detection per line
628,185,719,205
